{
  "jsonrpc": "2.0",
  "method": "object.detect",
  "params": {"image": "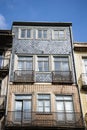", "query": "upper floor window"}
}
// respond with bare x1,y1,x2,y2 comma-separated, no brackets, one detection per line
18,56,33,70
37,94,50,112
37,56,49,71
53,56,69,71
82,58,87,73
19,29,32,39
52,30,65,40
37,30,47,39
